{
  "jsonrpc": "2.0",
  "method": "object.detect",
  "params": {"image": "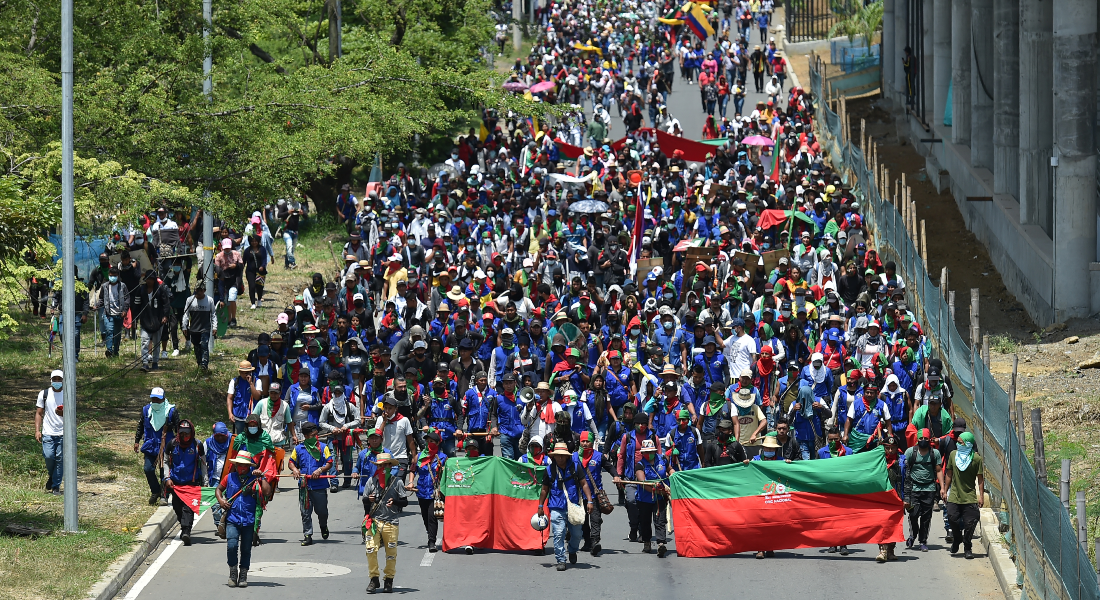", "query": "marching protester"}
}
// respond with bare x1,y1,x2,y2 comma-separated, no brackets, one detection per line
289,422,333,546
943,431,984,559
538,442,595,570
216,450,264,588
134,387,179,506
362,452,405,593
34,370,66,495
163,420,206,545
